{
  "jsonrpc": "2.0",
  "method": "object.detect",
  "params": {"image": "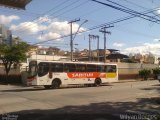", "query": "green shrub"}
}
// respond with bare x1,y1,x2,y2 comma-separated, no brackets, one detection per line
152,68,160,79
139,69,151,80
